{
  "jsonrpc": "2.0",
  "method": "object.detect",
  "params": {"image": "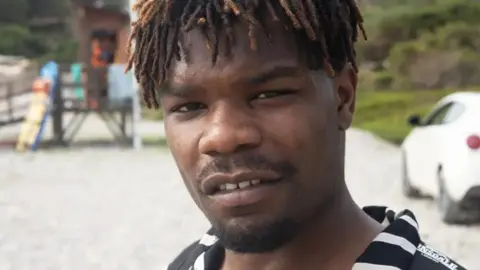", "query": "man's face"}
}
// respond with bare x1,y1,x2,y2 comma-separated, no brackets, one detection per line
162,21,356,253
